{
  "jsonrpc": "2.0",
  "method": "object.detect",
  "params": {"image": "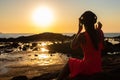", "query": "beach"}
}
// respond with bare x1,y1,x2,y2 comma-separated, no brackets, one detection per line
1,52,120,80
0,51,68,80
0,33,120,80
